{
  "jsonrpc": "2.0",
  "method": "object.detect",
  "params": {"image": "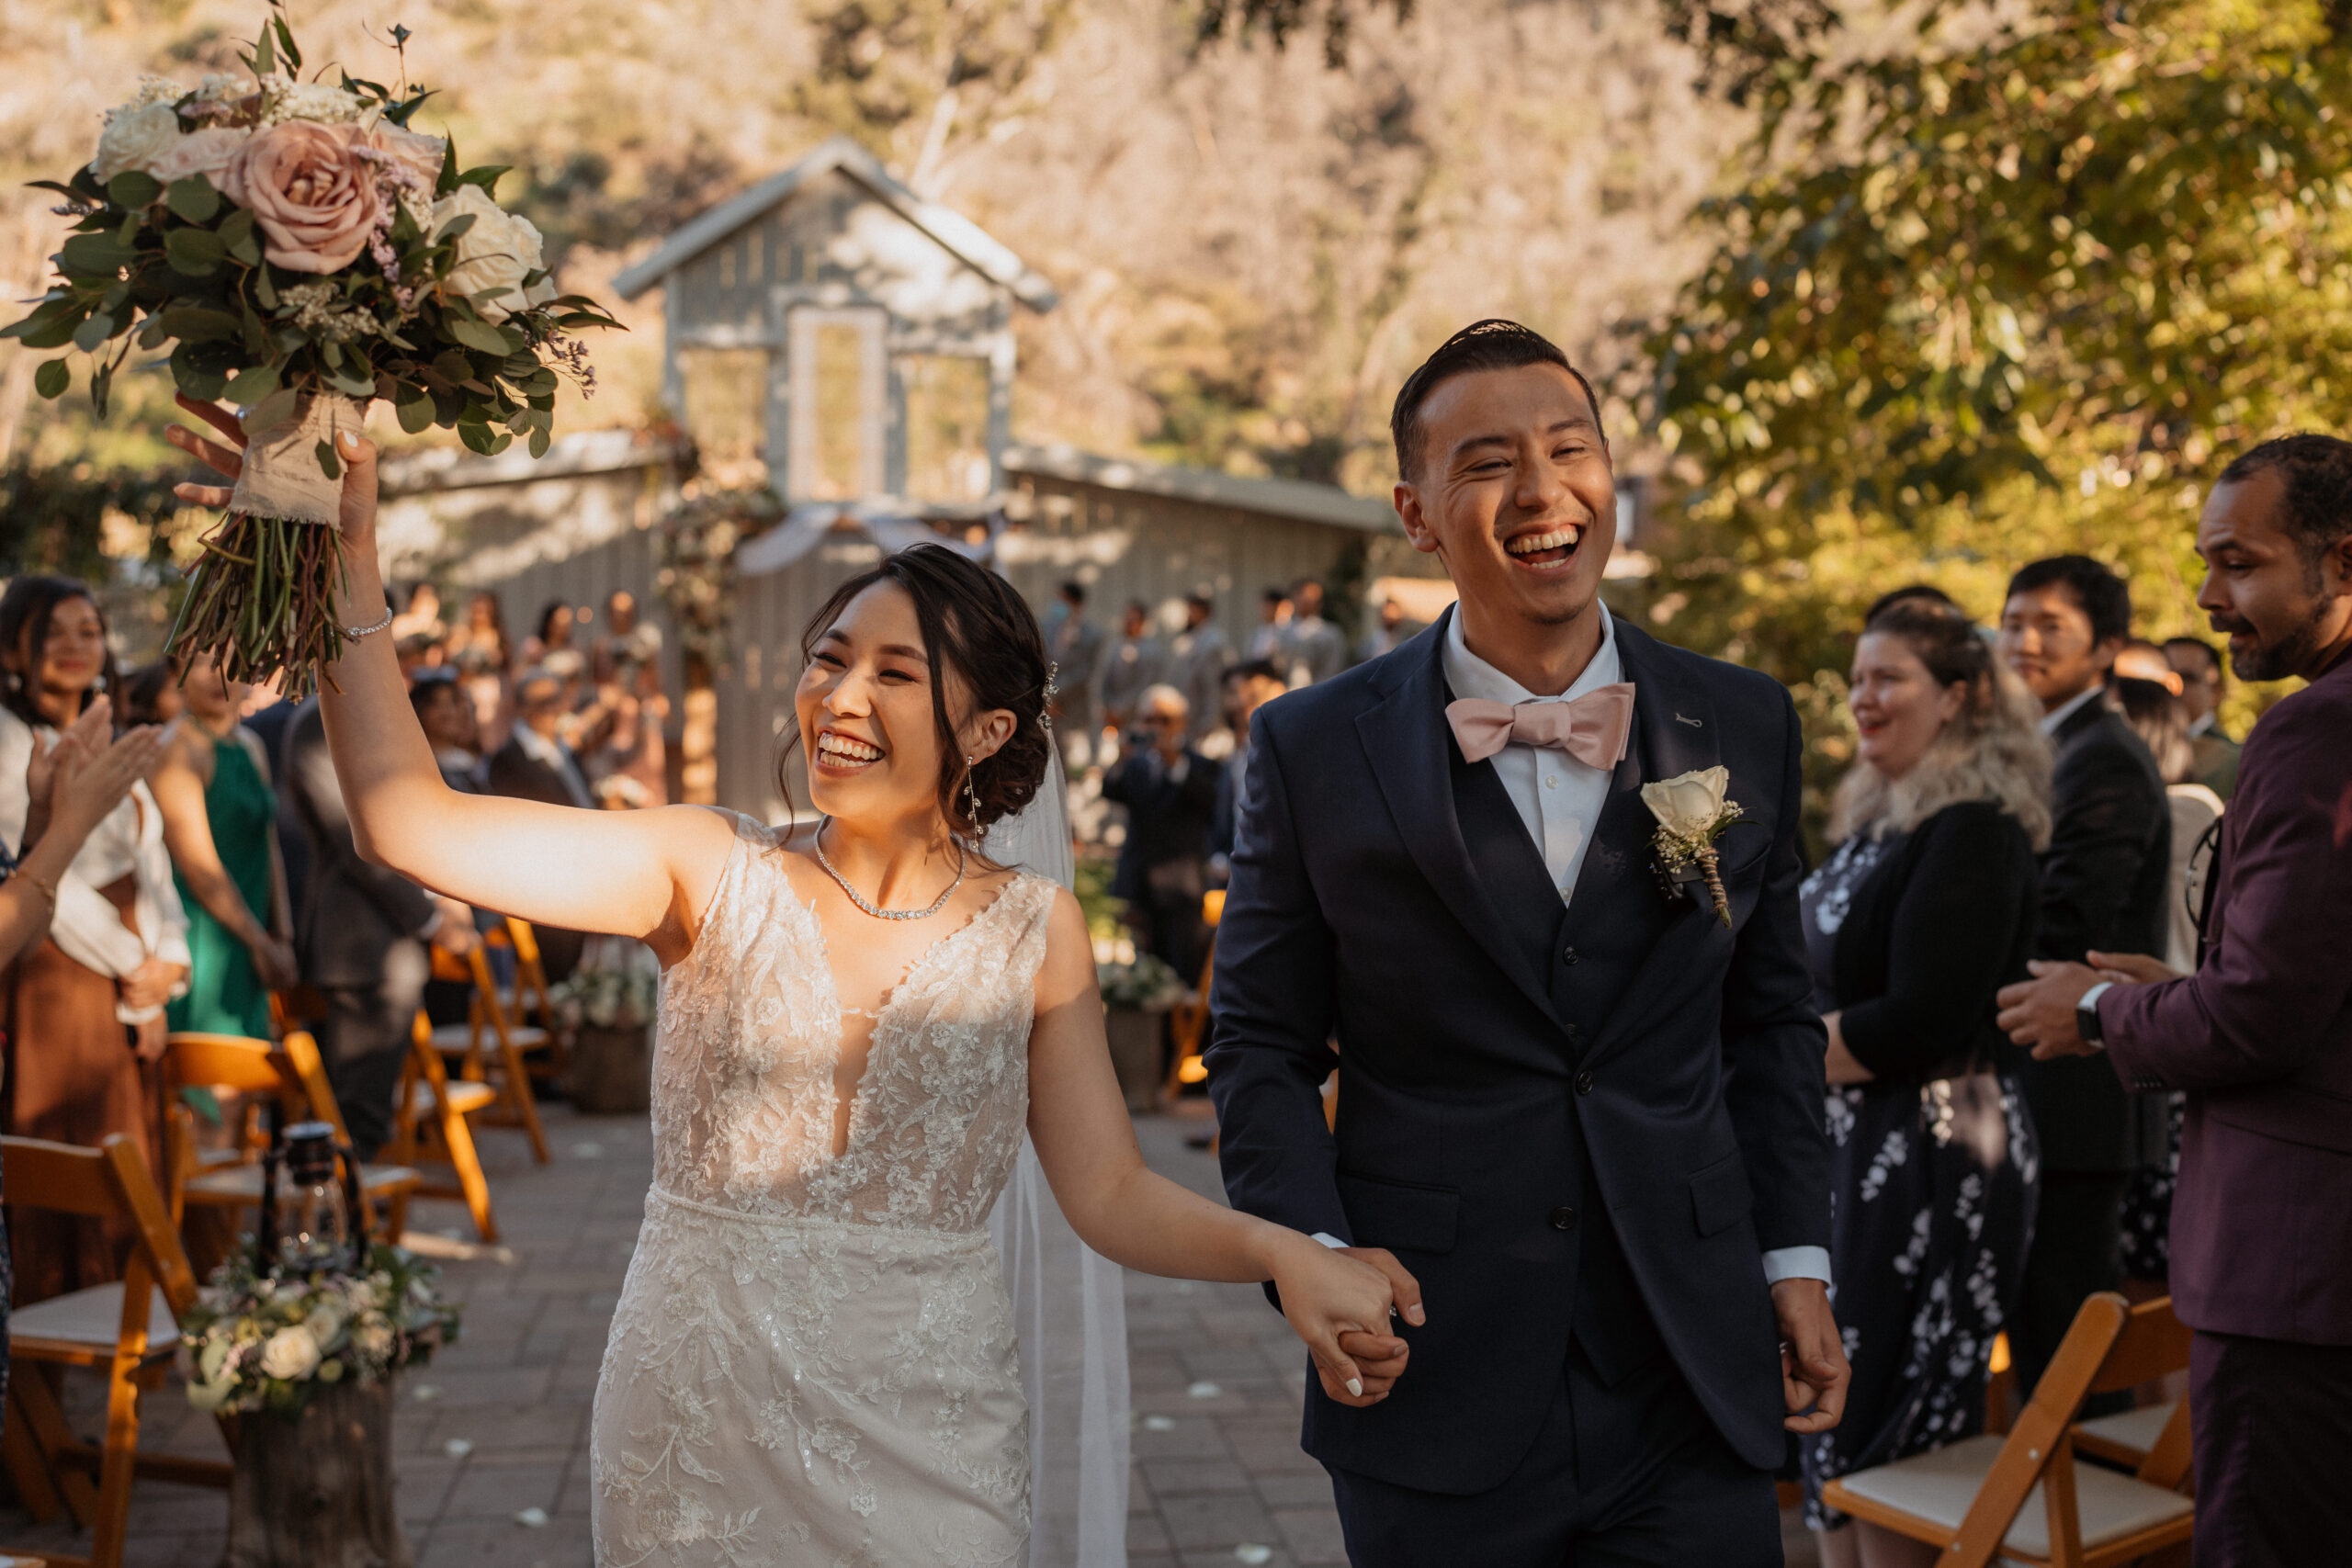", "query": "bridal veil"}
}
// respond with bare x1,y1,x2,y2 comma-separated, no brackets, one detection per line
985,744,1133,1568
